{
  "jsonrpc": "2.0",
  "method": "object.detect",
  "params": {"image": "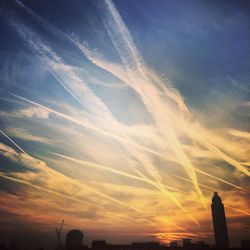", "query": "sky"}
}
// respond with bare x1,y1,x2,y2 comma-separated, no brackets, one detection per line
0,0,249,249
